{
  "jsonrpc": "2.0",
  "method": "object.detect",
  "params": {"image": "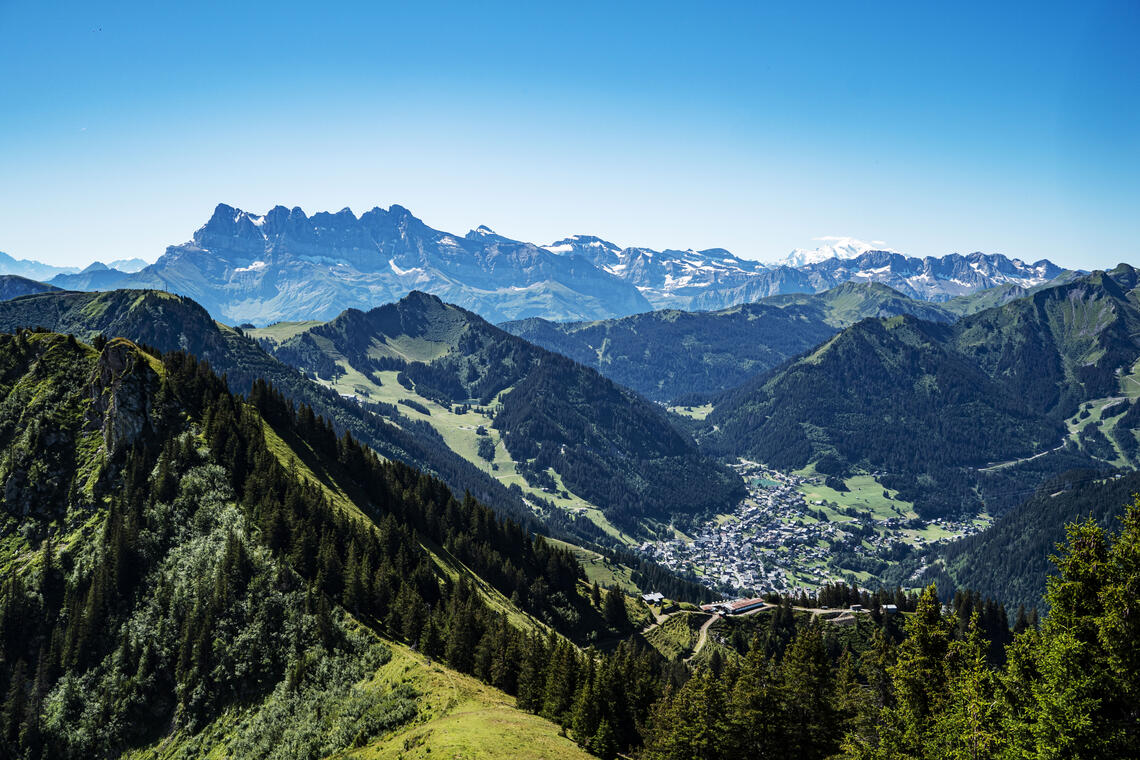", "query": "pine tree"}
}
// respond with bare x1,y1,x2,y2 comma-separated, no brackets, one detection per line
571,655,600,746
777,622,838,760
728,636,781,755
516,632,547,712
590,716,618,760
927,612,1002,759
603,586,628,629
